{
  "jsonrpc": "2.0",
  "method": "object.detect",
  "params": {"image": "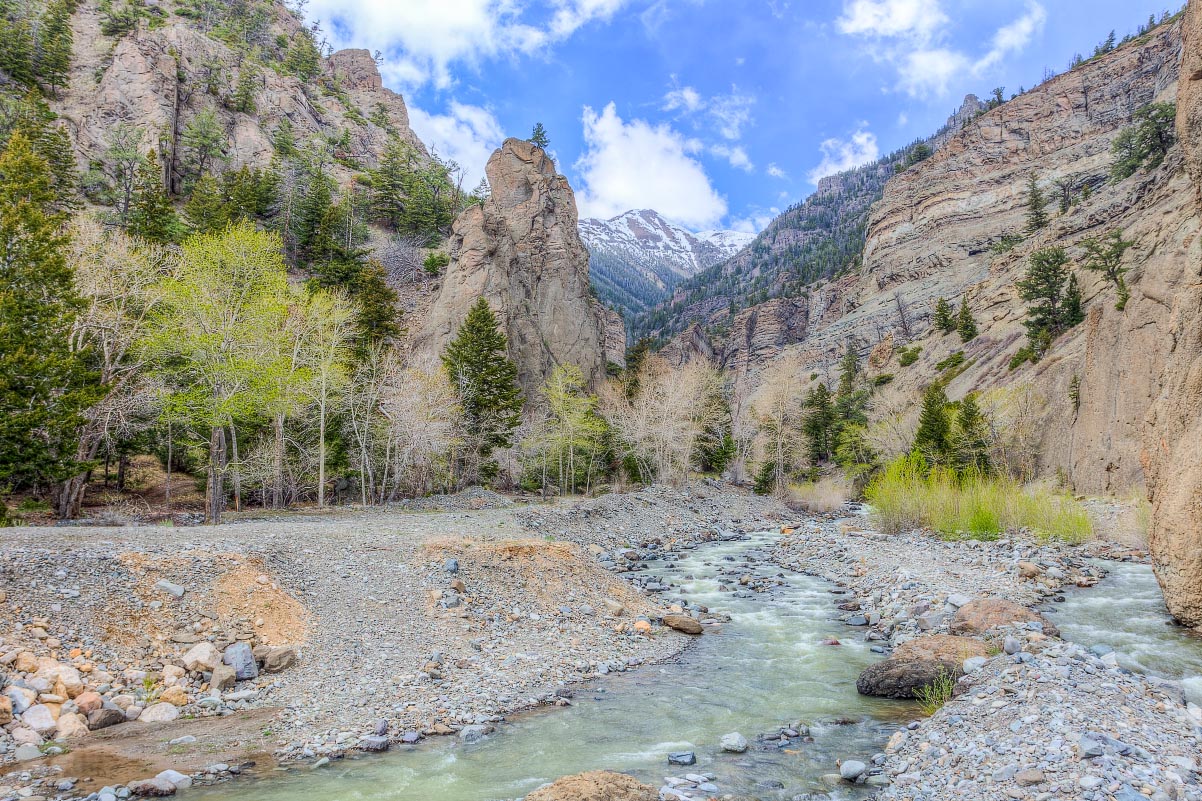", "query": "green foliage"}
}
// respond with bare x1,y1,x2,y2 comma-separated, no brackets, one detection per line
229,66,258,114
1080,229,1134,309
2,91,79,210
272,119,297,158
37,0,75,95
424,251,450,276
184,173,226,234
873,373,894,386
0,2,36,86
1024,172,1048,234
913,383,951,464
0,132,101,490
897,345,921,367
835,422,878,485
865,455,1094,543
934,351,965,372
442,298,523,464
903,142,931,169
370,137,460,242
524,365,608,495
530,123,549,149
99,0,146,37
834,340,868,427
1064,273,1084,326
753,460,782,495
181,109,227,185
347,260,401,358
933,297,955,333
989,233,1024,254
952,394,990,475
128,150,182,243
283,30,322,80
915,669,955,715
1111,103,1177,180
1016,246,1080,359
801,383,836,463
956,301,978,342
